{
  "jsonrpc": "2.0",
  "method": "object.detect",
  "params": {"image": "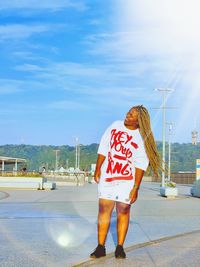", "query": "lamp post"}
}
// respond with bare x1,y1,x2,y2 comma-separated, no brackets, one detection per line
167,122,173,182
154,88,174,187
55,149,60,172
66,159,69,170
77,144,80,170
75,137,79,170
